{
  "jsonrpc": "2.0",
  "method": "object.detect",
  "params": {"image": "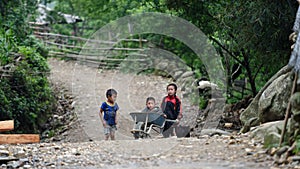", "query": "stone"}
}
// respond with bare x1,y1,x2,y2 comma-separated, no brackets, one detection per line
291,92,300,122
15,150,26,158
24,164,31,168
8,161,23,168
264,132,281,147
288,156,300,162
224,123,233,128
291,92,300,111
240,66,292,132
258,73,291,123
174,71,183,79
0,150,9,157
276,146,289,157
180,71,194,78
249,120,284,141
270,147,278,156
199,129,231,136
